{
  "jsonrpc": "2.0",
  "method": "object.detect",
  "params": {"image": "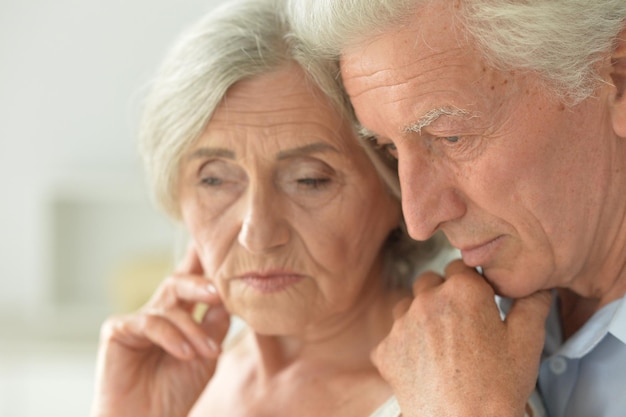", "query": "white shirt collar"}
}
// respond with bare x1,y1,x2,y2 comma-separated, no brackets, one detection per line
557,295,626,358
